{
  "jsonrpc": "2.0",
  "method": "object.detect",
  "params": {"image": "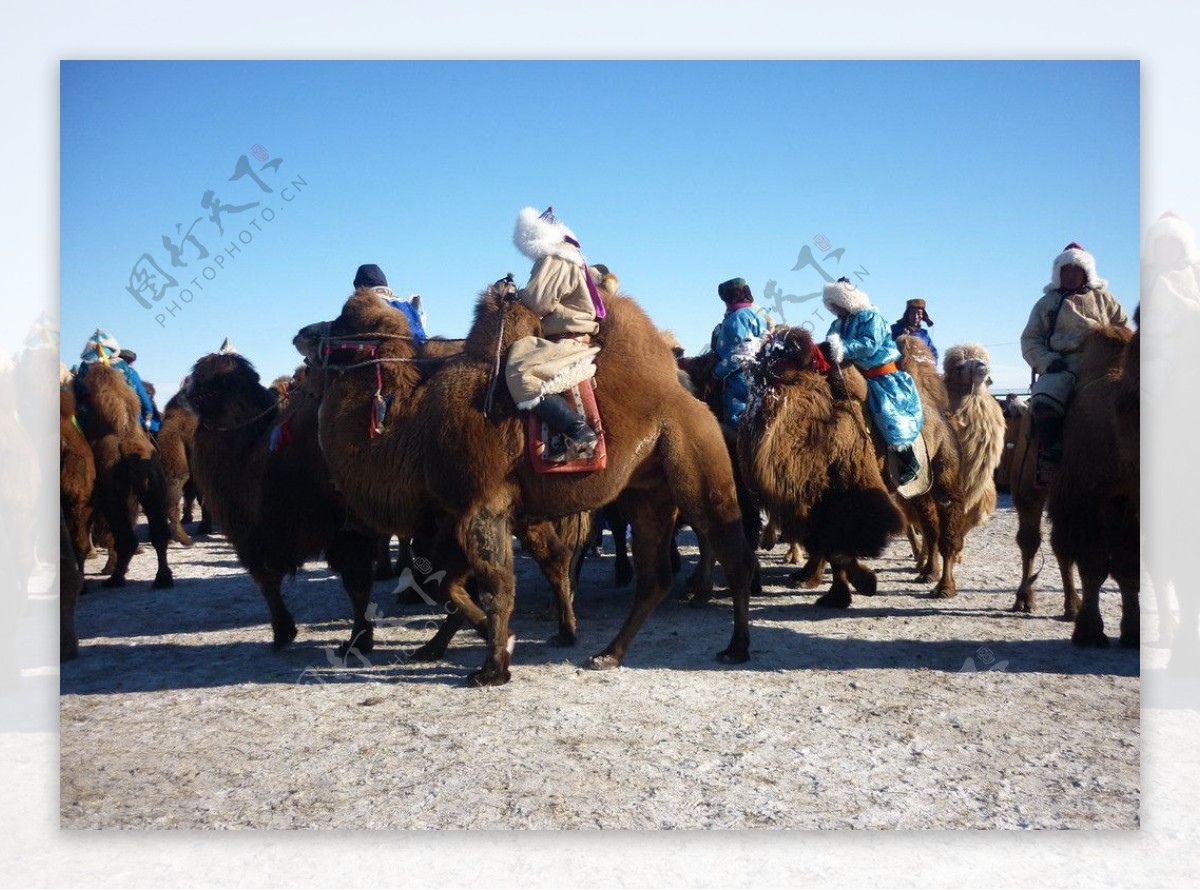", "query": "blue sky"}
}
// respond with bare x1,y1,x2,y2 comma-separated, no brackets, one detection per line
60,60,1139,399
